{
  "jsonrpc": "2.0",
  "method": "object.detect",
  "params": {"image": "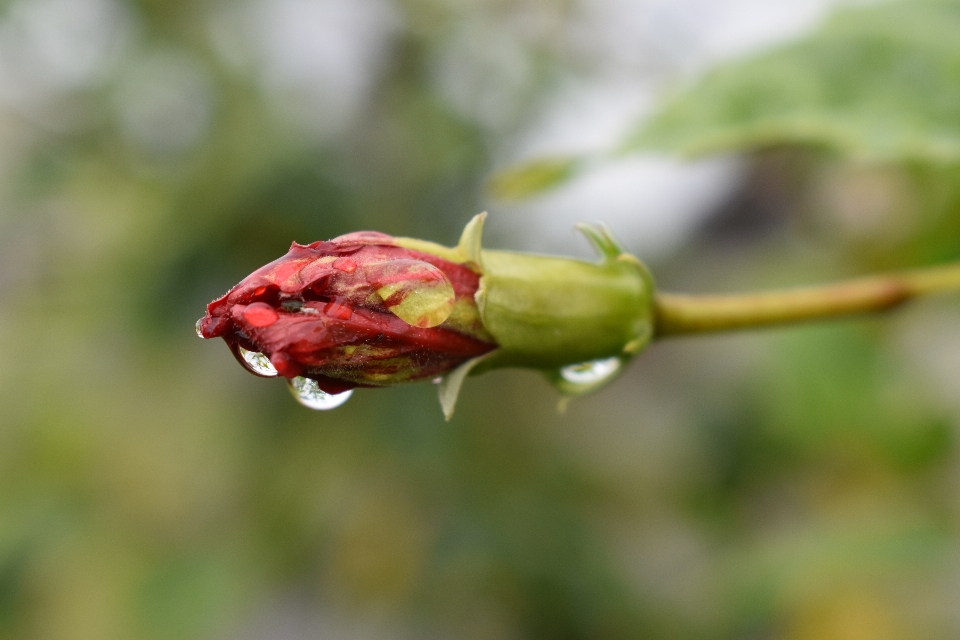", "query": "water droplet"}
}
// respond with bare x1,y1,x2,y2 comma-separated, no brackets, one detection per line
375,260,455,328
195,318,204,338
238,347,278,377
288,377,353,410
559,357,621,386
242,302,279,327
